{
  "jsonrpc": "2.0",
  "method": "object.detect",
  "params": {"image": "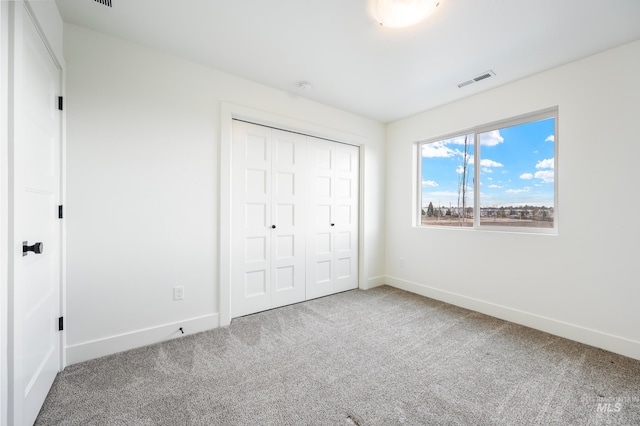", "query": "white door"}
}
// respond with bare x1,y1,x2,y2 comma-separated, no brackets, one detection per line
306,137,359,300
270,129,307,309
332,142,359,292
11,4,62,425
231,121,306,317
